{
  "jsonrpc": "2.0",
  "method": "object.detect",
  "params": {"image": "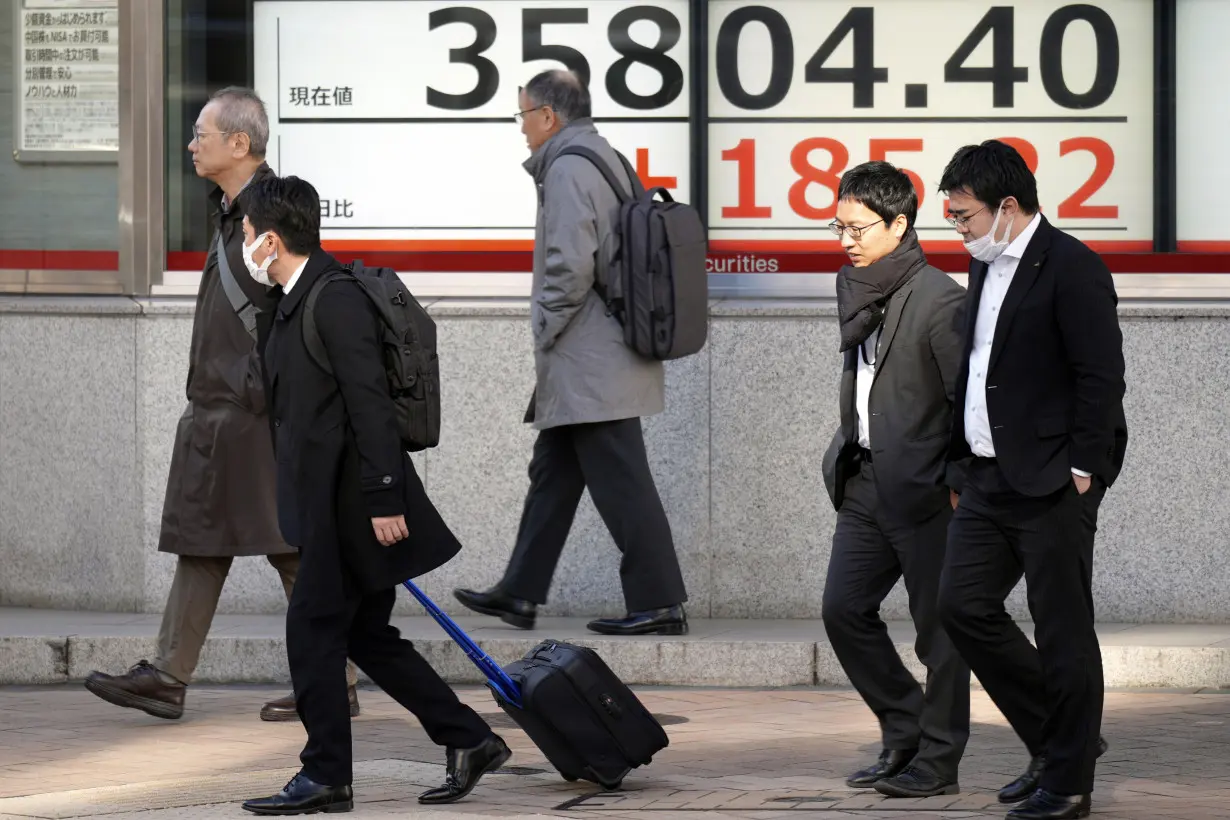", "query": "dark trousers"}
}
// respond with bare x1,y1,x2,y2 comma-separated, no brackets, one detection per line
822,460,971,780
287,584,492,786
938,457,1106,796
501,418,687,612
